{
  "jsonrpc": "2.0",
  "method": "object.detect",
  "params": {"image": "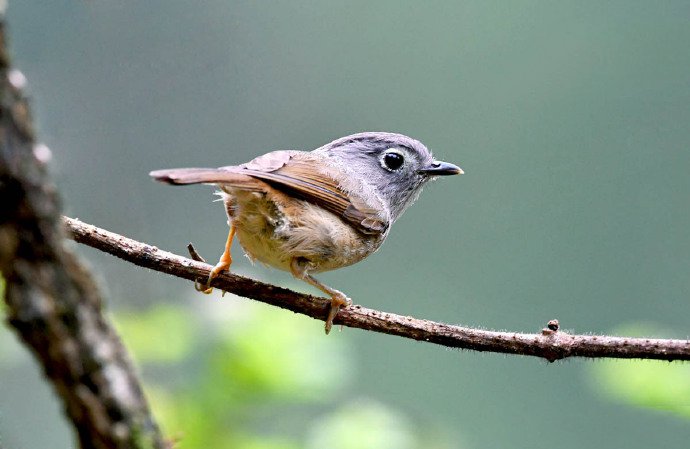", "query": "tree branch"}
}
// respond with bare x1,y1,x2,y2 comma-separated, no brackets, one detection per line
0,20,165,449
63,217,690,363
